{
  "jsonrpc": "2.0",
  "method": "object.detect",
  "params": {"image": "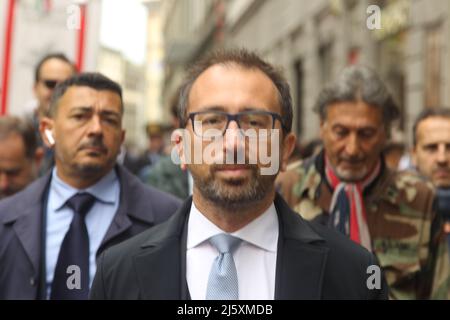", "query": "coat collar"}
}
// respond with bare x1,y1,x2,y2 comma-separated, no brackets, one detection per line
132,194,329,299
133,197,191,299
273,193,328,299
1,170,52,274
1,165,153,272
99,165,155,248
